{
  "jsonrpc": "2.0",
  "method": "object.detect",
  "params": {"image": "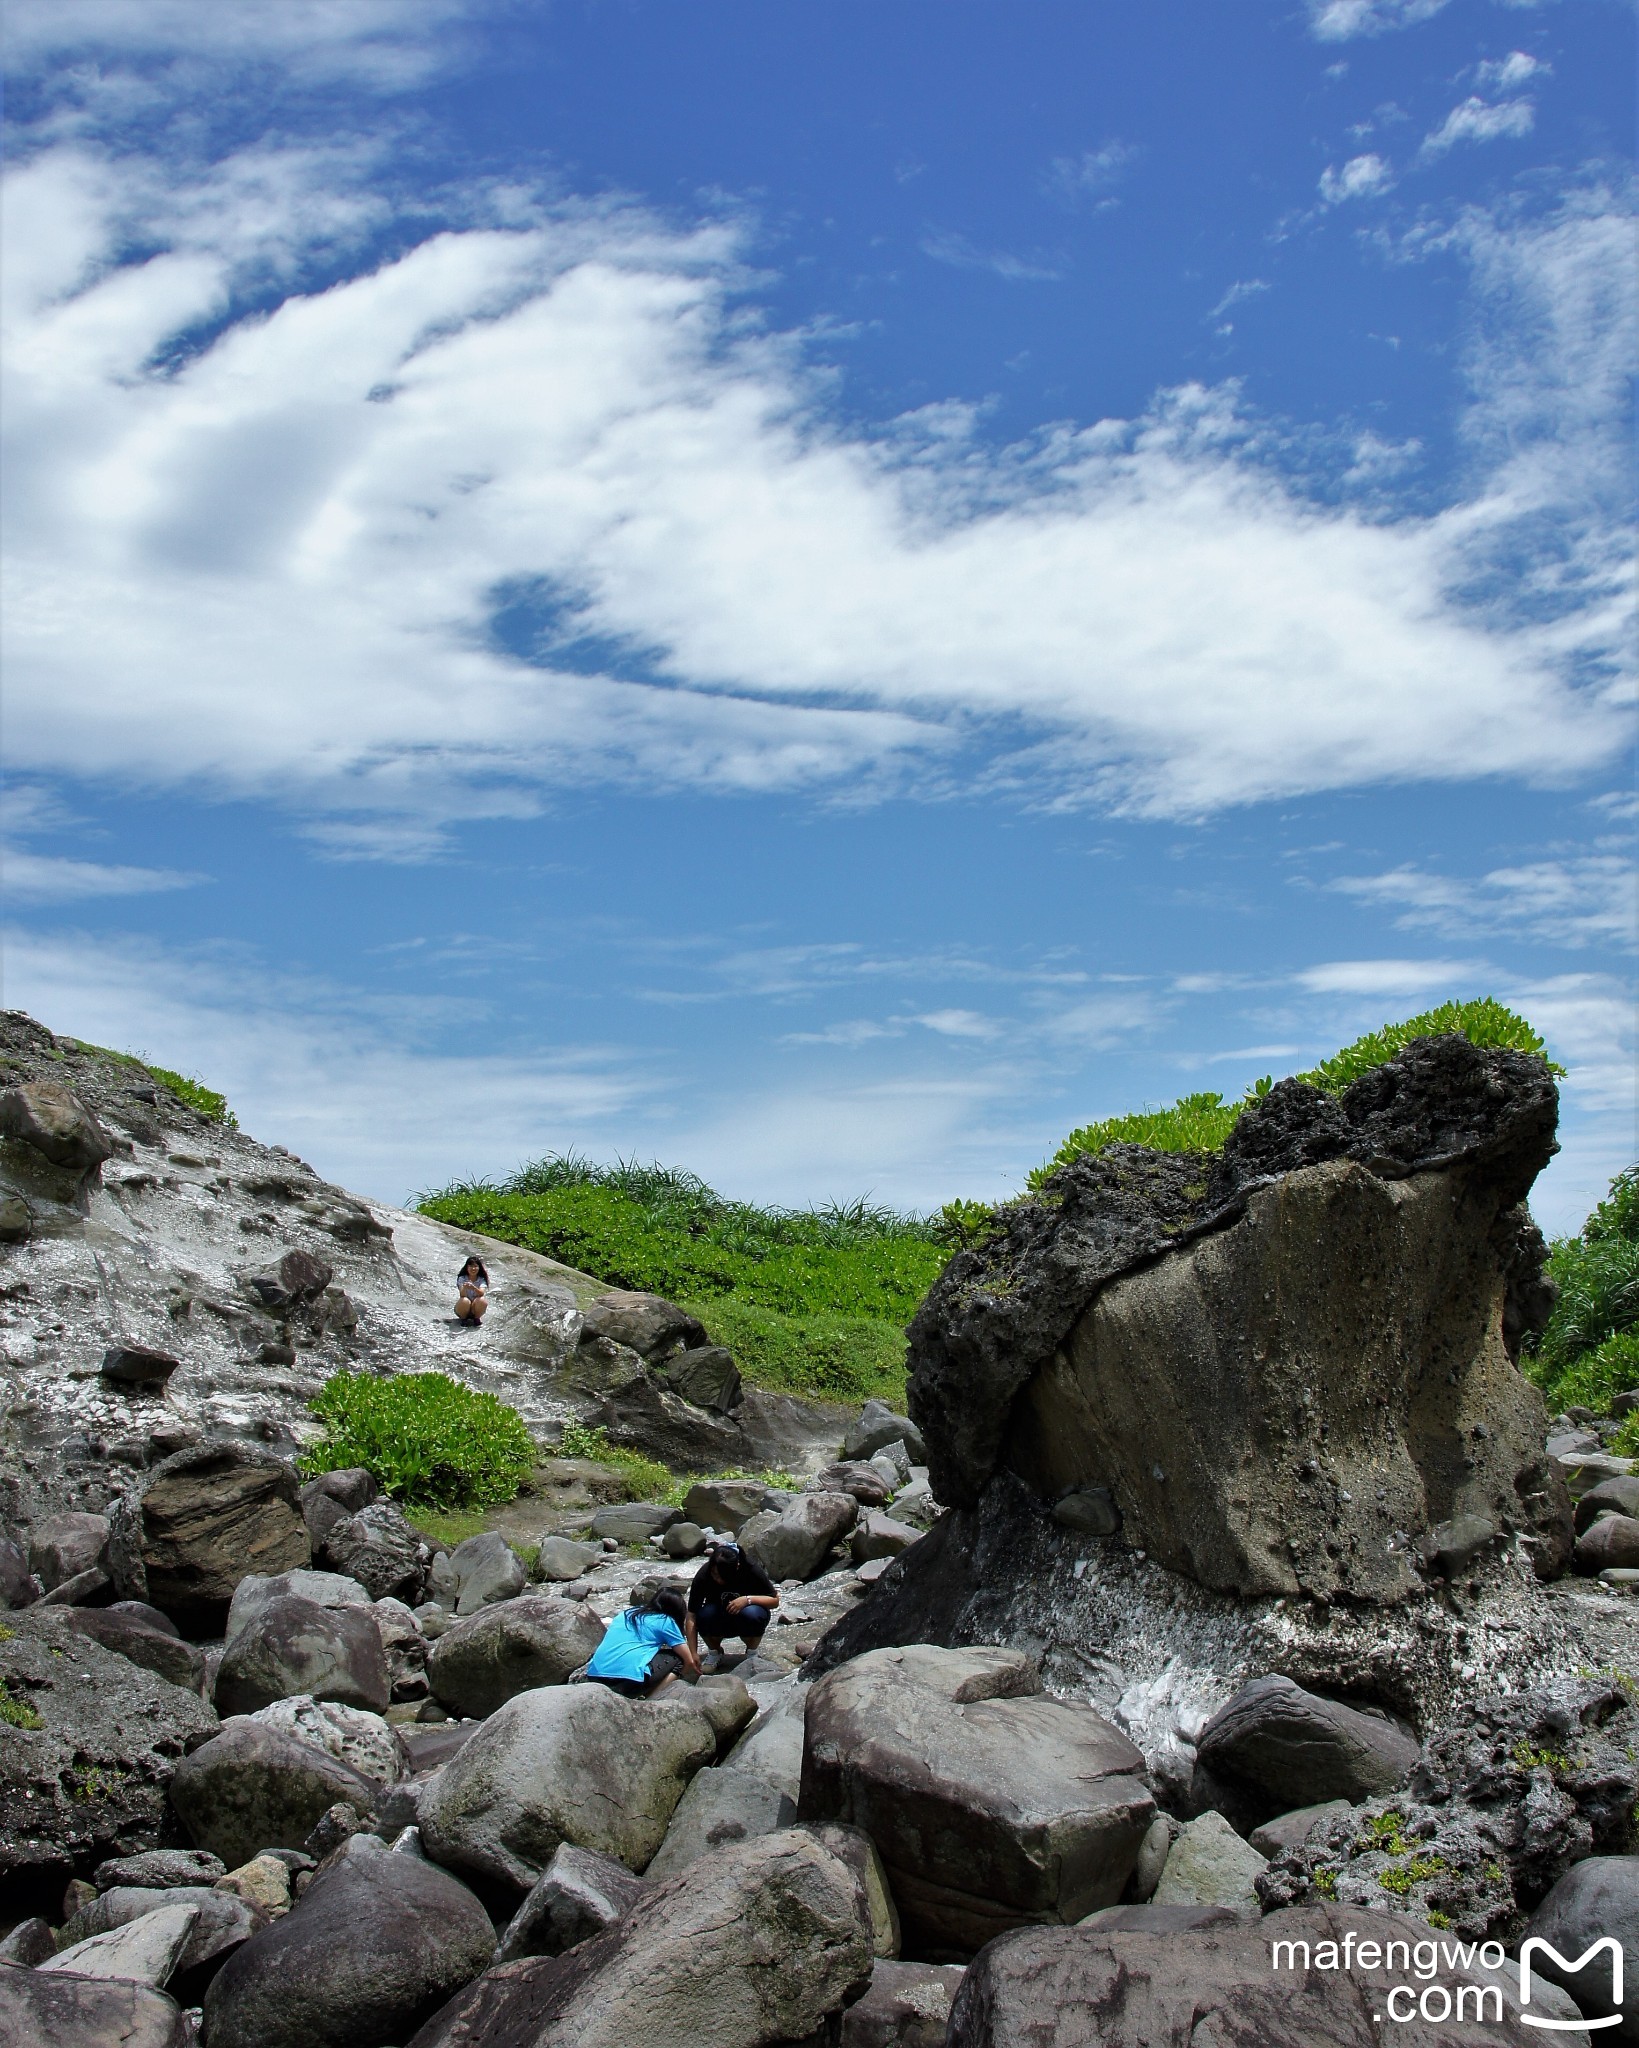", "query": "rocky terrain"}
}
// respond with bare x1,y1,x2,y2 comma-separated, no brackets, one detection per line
2,1012,1636,2045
